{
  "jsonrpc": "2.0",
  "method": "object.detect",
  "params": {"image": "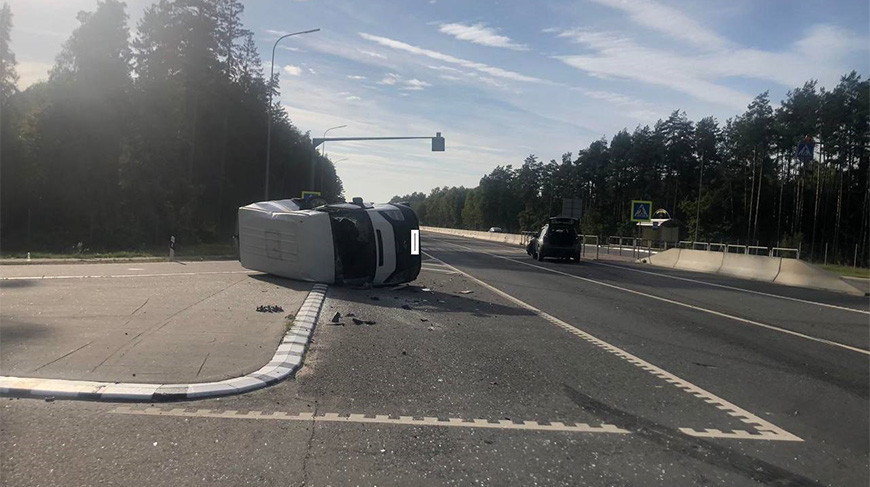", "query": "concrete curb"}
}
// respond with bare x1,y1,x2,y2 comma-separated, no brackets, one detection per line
0,283,327,402
0,255,237,265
